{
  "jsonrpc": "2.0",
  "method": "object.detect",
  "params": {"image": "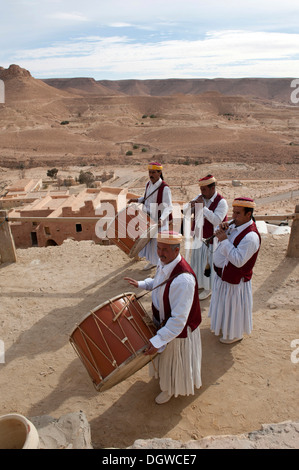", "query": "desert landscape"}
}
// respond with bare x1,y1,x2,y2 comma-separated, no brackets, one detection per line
0,64,298,449
1,64,299,171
